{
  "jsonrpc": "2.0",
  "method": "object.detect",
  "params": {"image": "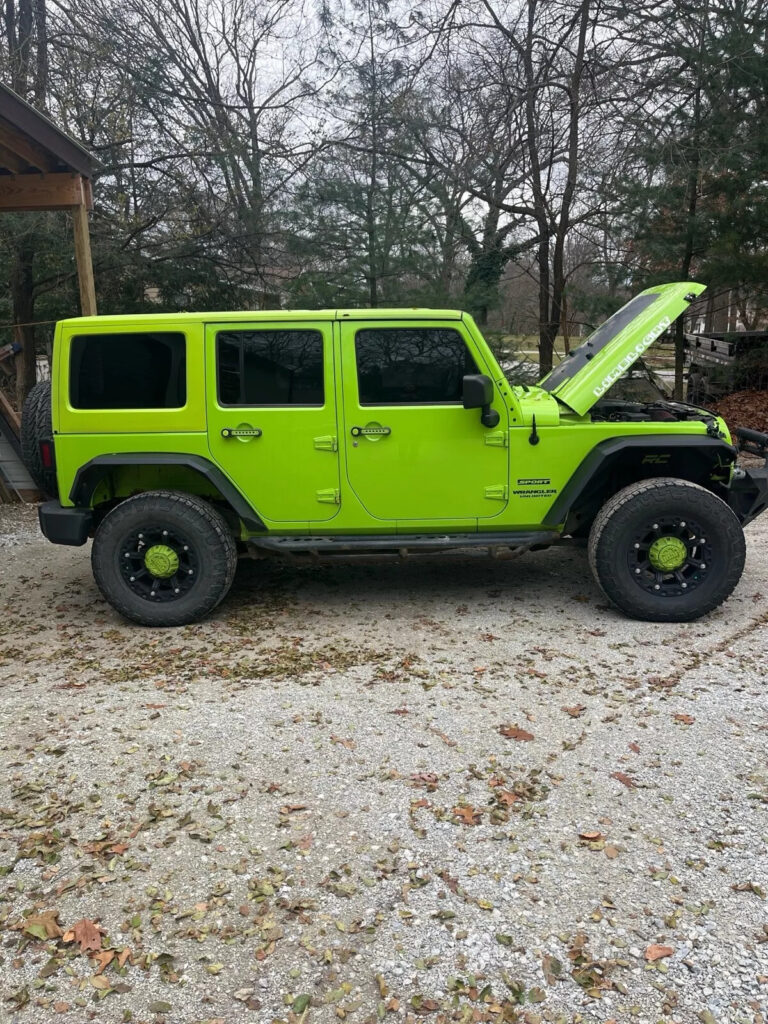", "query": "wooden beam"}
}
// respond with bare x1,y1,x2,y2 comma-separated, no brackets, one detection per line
0,115,58,172
0,388,20,434
72,203,97,317
0,172,92,211
0,141,28,174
